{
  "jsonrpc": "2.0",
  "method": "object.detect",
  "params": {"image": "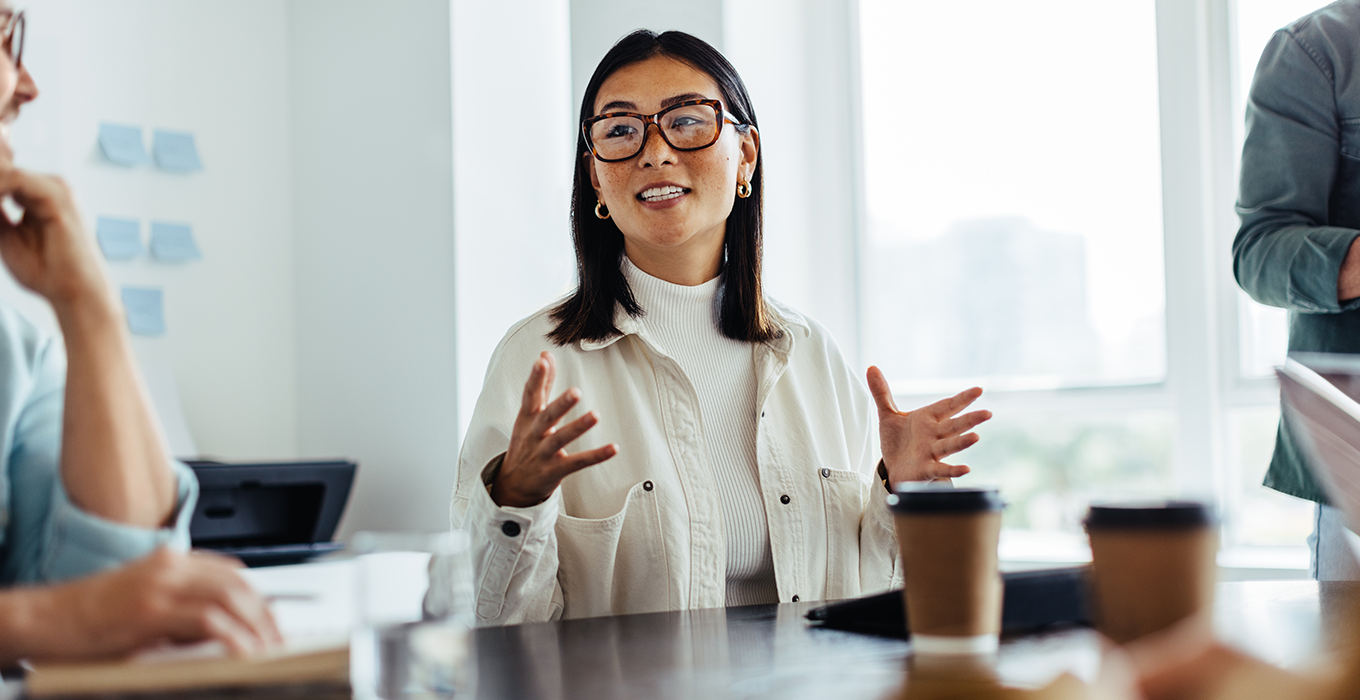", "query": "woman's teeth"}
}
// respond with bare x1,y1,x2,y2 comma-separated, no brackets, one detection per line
639,186,687,202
